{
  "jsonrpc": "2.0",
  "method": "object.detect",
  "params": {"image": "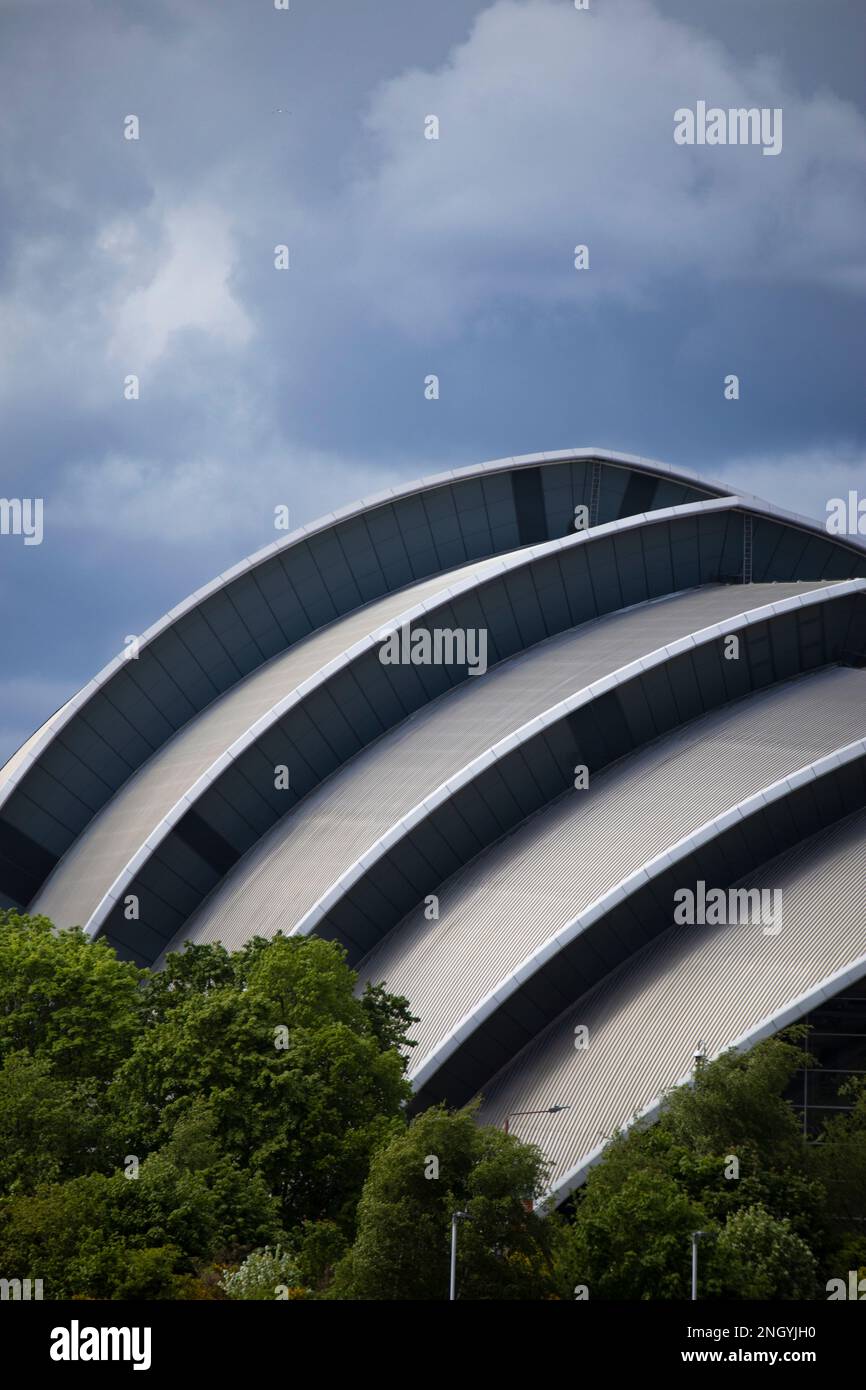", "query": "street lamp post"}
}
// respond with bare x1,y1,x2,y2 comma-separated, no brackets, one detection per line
503,1103,571,1134
691,1230,707,1301
449,1210,470,1301
448,1106,571,1296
